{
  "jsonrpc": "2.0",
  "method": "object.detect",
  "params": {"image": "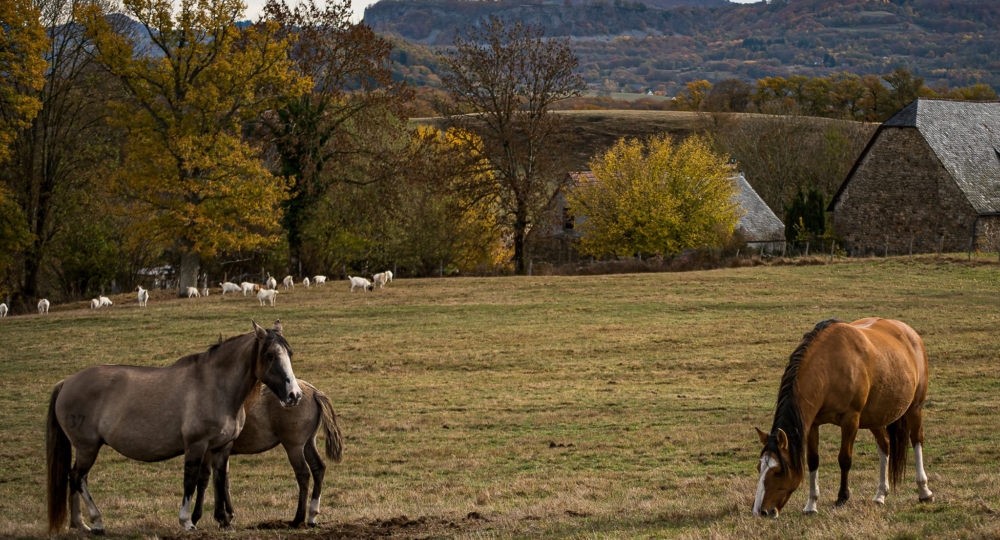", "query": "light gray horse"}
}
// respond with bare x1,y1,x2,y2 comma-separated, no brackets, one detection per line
47,320,303,534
